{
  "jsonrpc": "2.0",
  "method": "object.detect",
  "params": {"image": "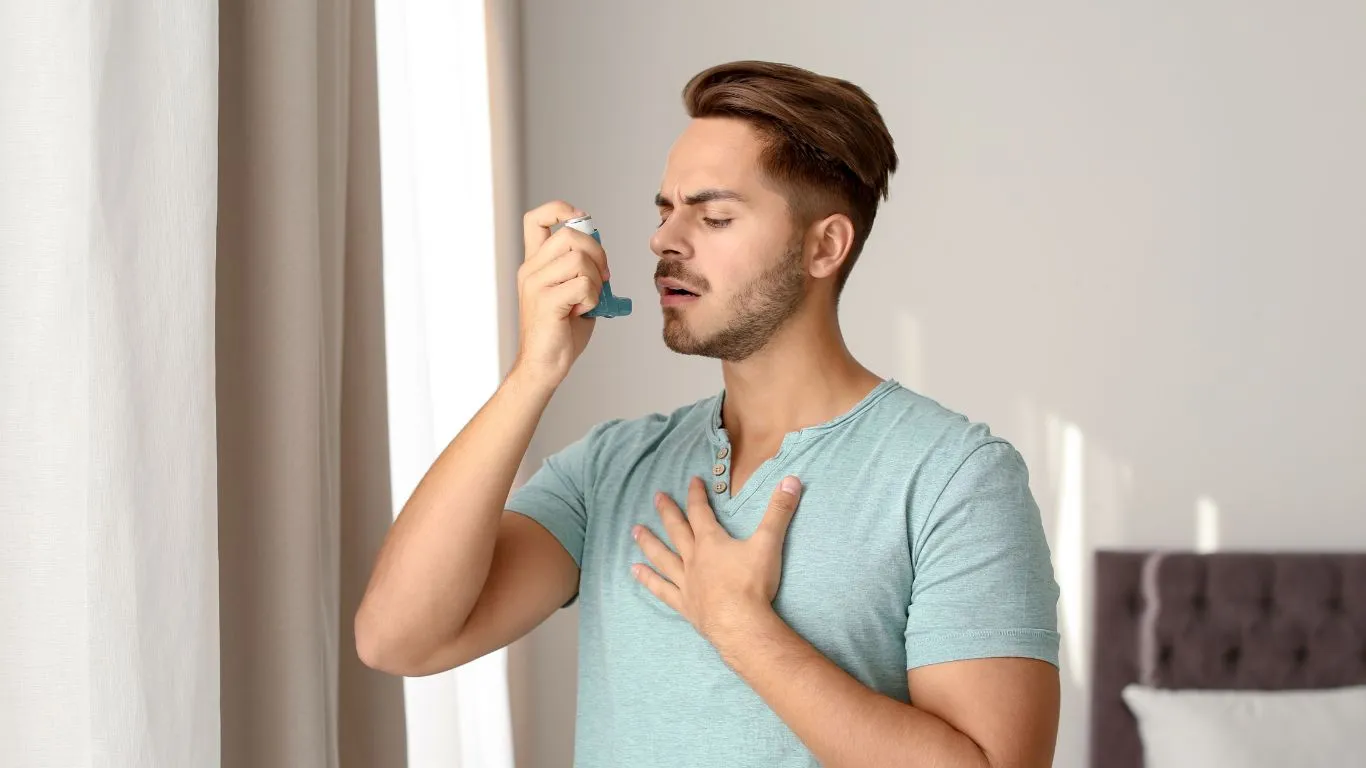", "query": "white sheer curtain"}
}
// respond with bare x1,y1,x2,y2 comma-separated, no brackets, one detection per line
0,3,221,766
375,1,517,767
